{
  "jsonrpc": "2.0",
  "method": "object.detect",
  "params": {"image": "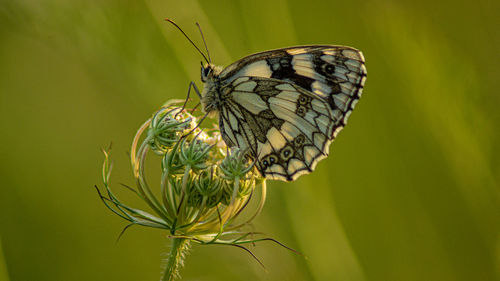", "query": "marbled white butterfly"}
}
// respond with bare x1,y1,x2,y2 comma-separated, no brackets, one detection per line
168,20,367,181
